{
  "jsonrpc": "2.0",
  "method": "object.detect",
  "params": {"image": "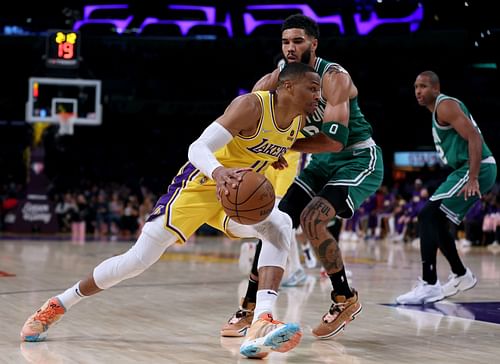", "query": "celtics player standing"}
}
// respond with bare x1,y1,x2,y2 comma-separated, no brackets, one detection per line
221,14,384,340
397,71,497,304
